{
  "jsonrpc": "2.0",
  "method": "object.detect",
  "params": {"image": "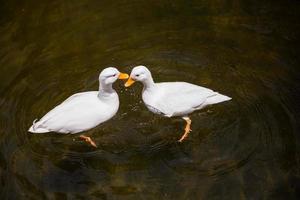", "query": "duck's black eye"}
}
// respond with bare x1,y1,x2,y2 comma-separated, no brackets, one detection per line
107,74,117,78
136,74,140,77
